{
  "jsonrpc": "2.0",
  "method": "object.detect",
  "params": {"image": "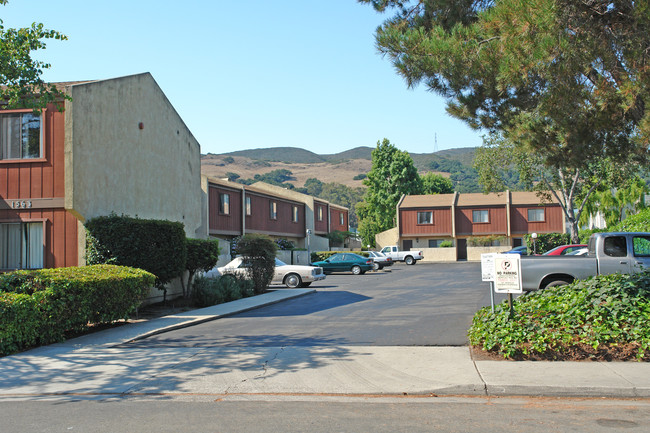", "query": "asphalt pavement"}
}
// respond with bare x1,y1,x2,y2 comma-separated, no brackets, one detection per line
1,288,649,401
